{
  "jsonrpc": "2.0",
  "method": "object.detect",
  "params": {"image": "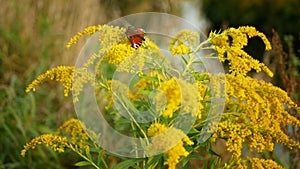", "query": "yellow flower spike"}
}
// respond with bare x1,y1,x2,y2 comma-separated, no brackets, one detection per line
227,27,248,48
262,64,274,77
102,36,161,74
214,73,300,159
209,26,273,77
130,70,164,102
155,78,181,118
26,66,75,96
155,77,201,118
230,158,284,169
116,48,146,73
21,118,99,160
21,134,68,157
97,25,127,53
169,30,200,55
170,43,191,55
177,79,200,116
238,26,272,50
209,31,230,48
55,118,97,152
147,123,168,137
248,157,284,169
81,25,127,69
72,67,96,102
164,141,189,169
173,30,200,48
66,25,103,48
104,42,136,65
147,123,193,169
183,136,194,146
